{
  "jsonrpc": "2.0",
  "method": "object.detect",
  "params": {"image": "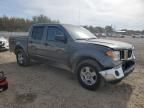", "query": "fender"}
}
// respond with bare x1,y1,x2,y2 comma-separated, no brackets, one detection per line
70,51,105,73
